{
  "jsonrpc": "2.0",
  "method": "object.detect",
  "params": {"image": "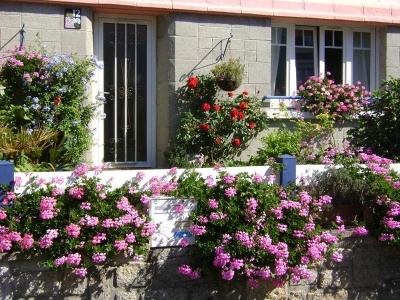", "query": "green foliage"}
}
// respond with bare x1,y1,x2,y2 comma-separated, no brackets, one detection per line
250,114,339,165
348,77,400,161
211,58,245,83
166,75,268,167
0,43,103,170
